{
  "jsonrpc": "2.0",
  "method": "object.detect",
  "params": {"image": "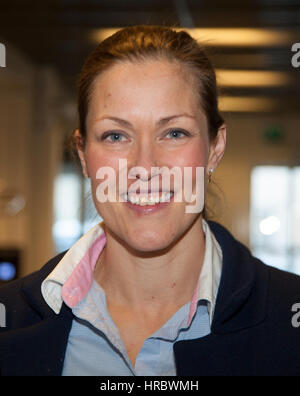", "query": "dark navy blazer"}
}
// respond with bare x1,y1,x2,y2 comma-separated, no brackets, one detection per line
1,221,300,376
